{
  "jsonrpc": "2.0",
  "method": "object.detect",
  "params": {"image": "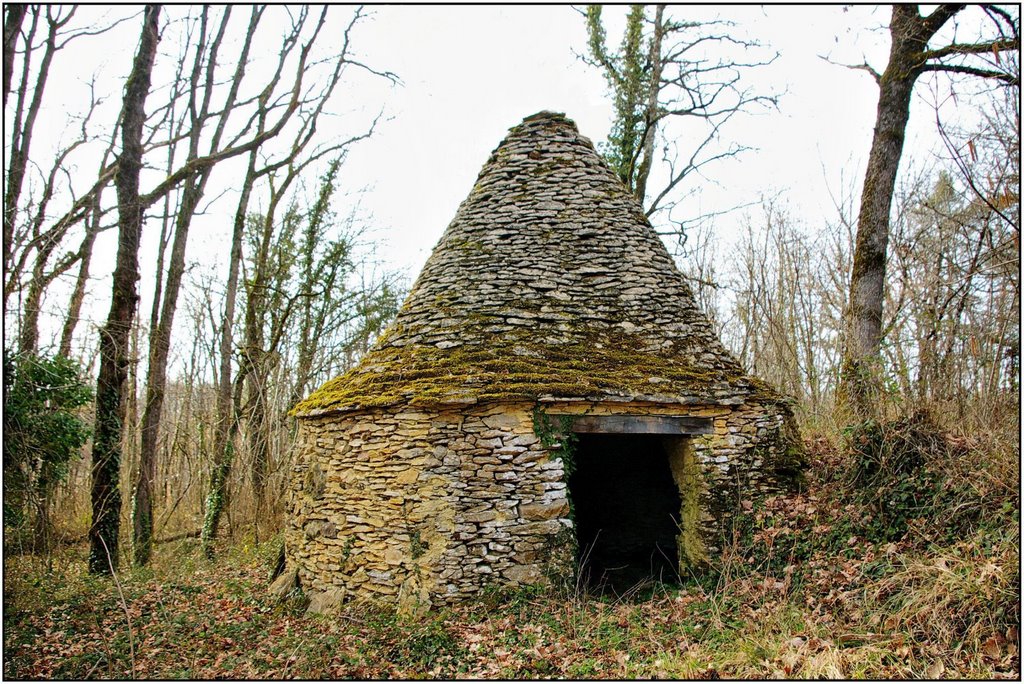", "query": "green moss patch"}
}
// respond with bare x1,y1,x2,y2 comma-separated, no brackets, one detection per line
292,330,779,417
